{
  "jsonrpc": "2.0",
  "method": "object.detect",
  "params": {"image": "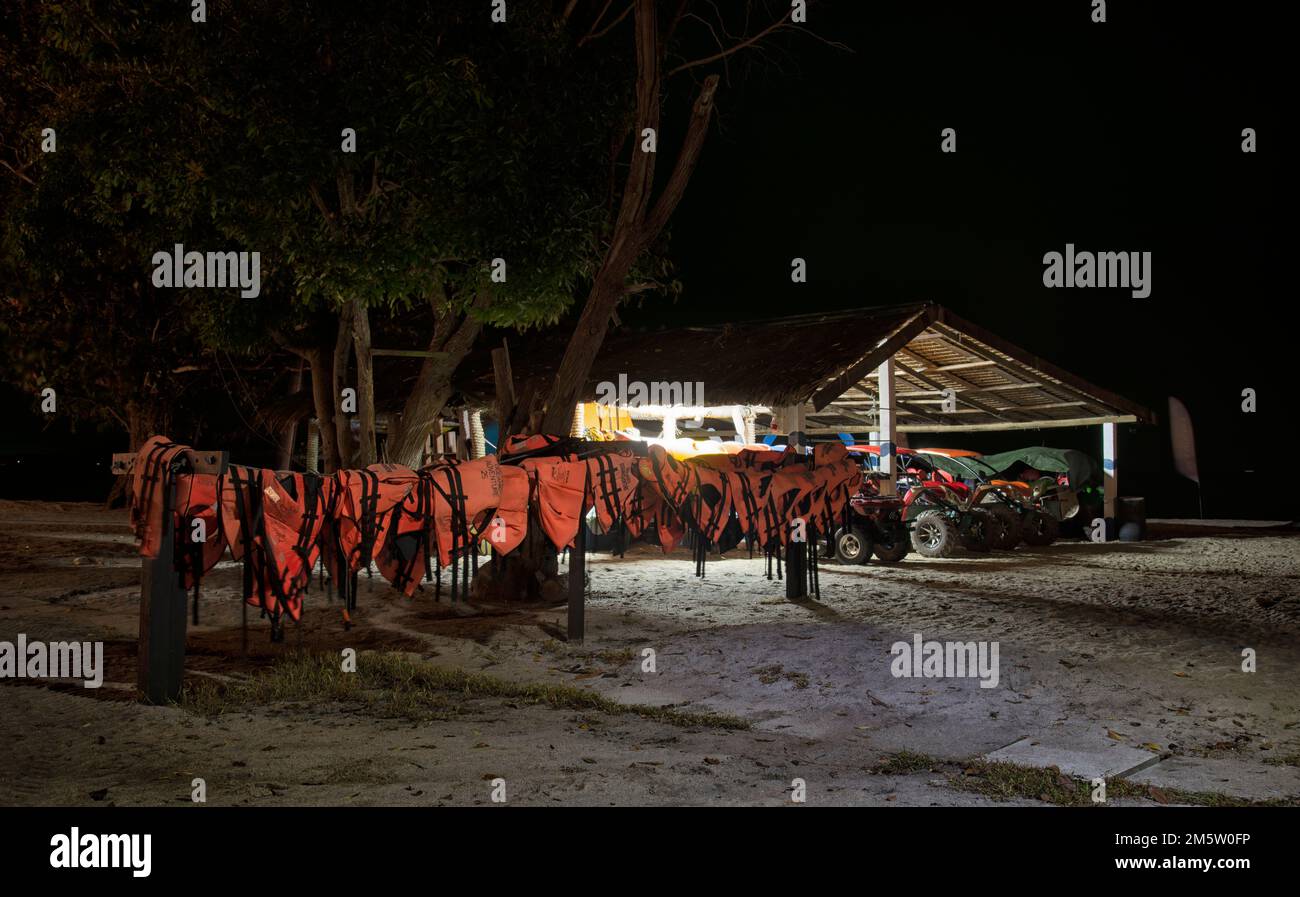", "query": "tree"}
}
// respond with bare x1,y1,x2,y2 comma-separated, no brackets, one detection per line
521,0,843,435
2,0,841,468
0,1,221,449
188,2,627,468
